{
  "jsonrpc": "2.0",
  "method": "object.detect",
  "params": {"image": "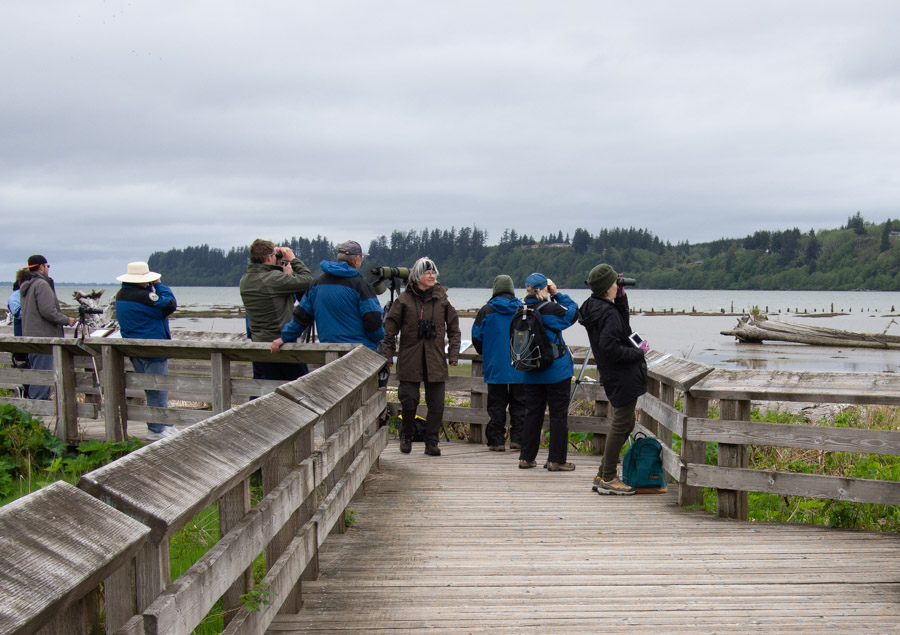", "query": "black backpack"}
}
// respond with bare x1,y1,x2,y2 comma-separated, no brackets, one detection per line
509,301,561,372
